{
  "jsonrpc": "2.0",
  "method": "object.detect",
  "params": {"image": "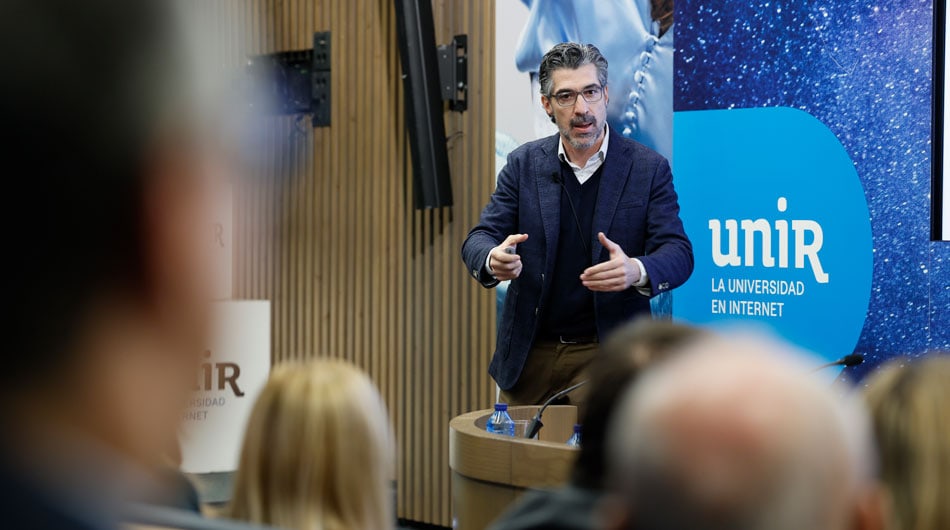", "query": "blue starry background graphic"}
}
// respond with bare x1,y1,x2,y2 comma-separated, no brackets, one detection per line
674,0,949,380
